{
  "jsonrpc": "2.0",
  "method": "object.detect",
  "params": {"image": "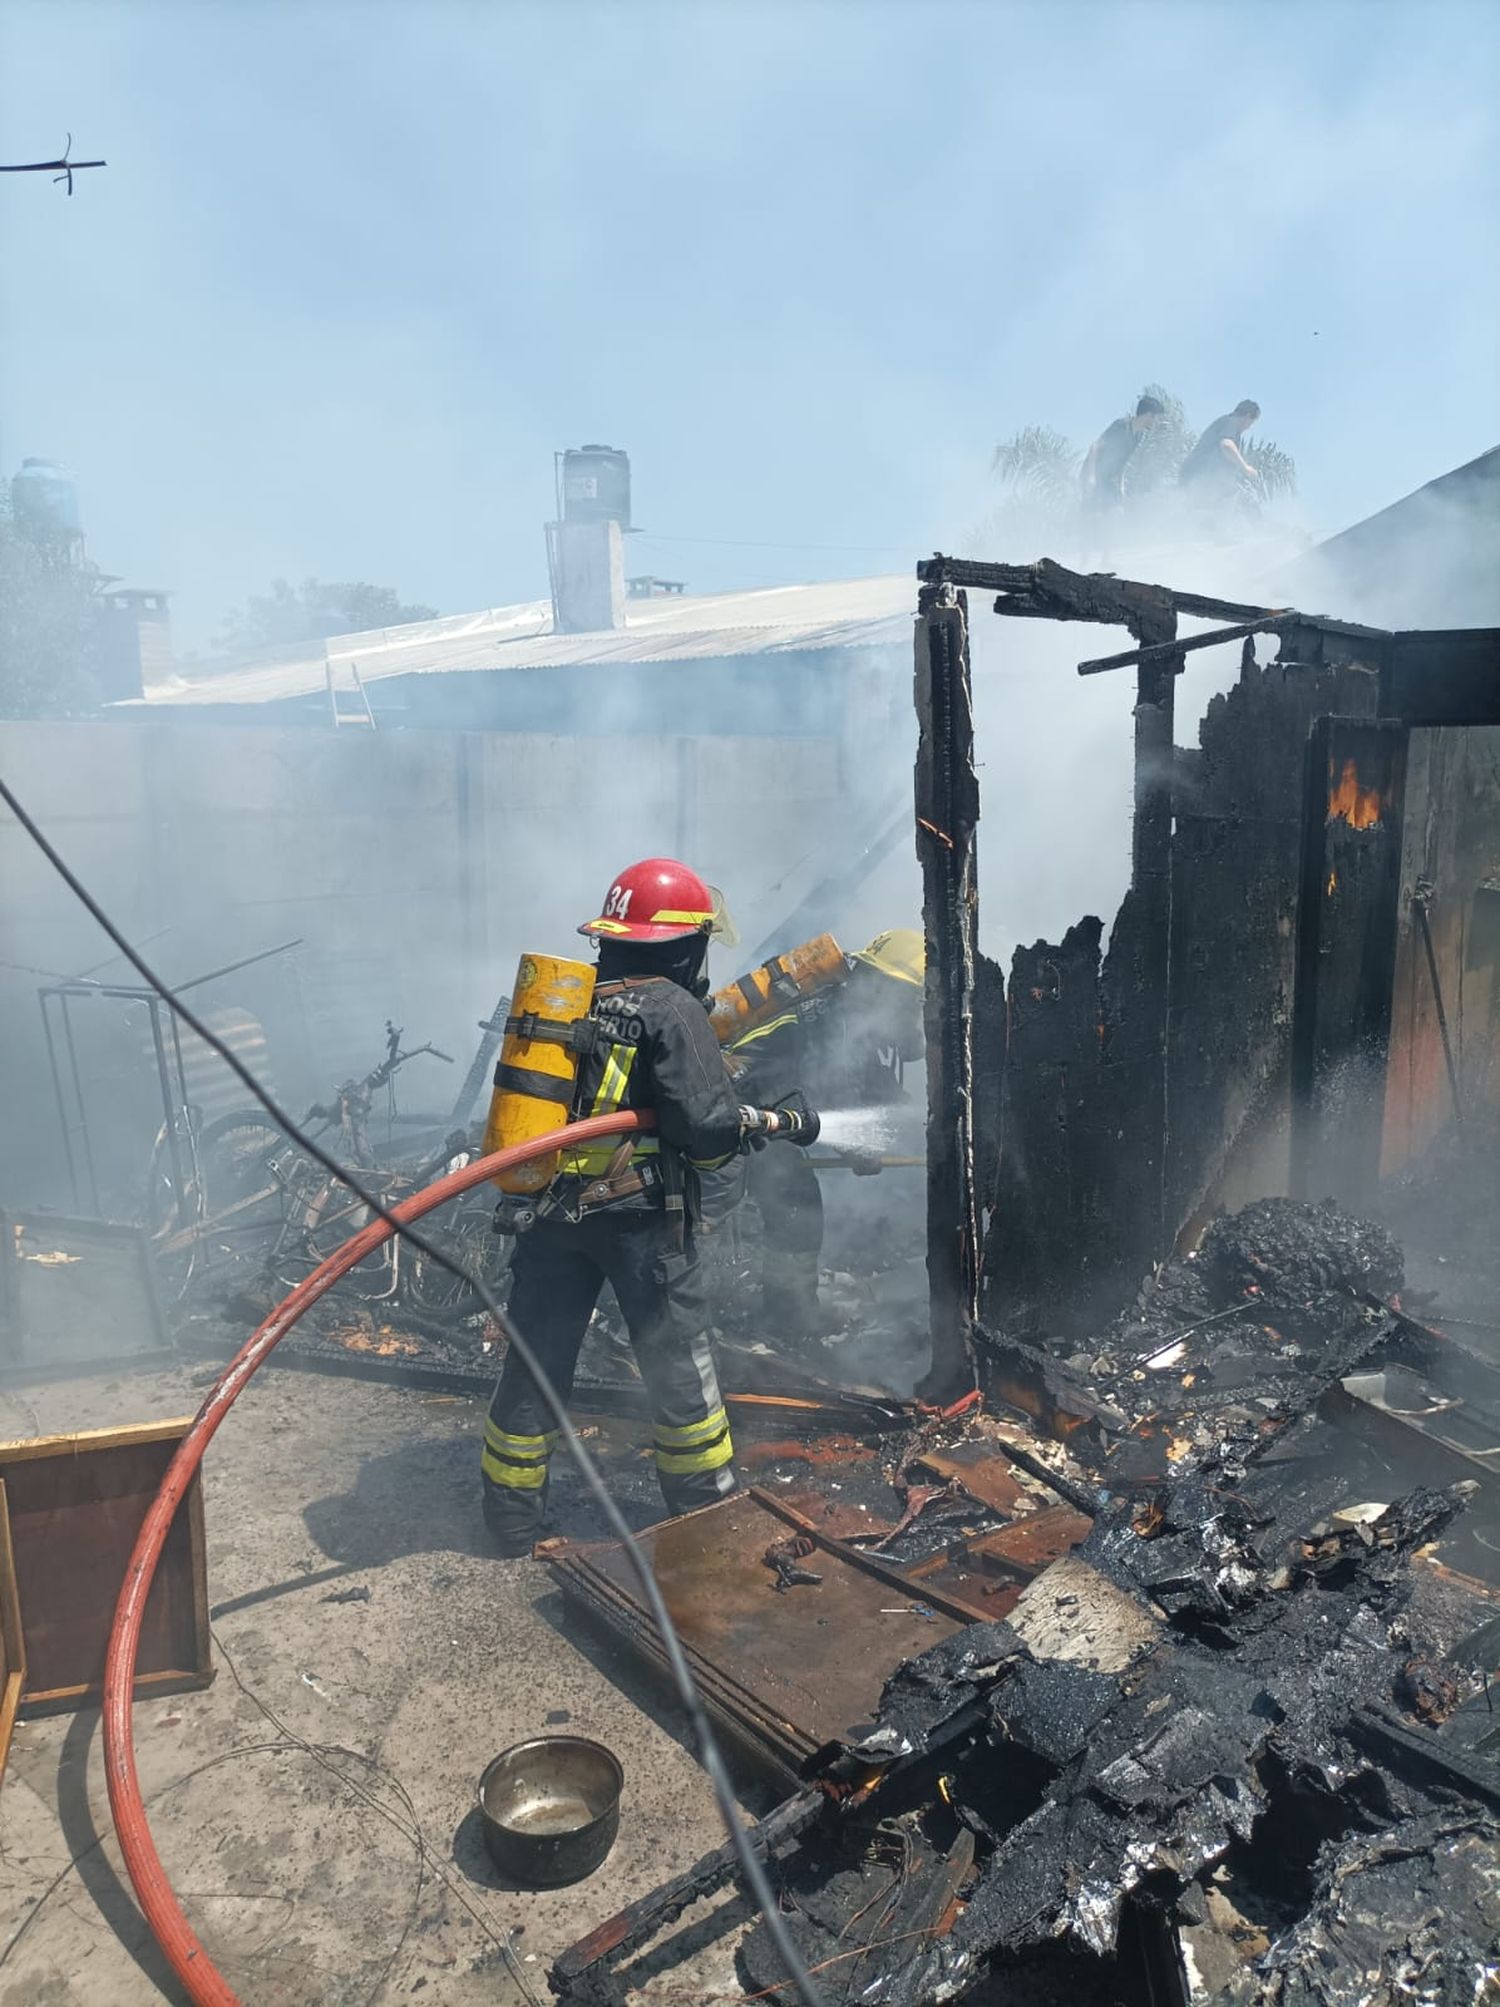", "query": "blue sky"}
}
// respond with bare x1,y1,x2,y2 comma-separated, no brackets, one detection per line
3,0,1497,649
